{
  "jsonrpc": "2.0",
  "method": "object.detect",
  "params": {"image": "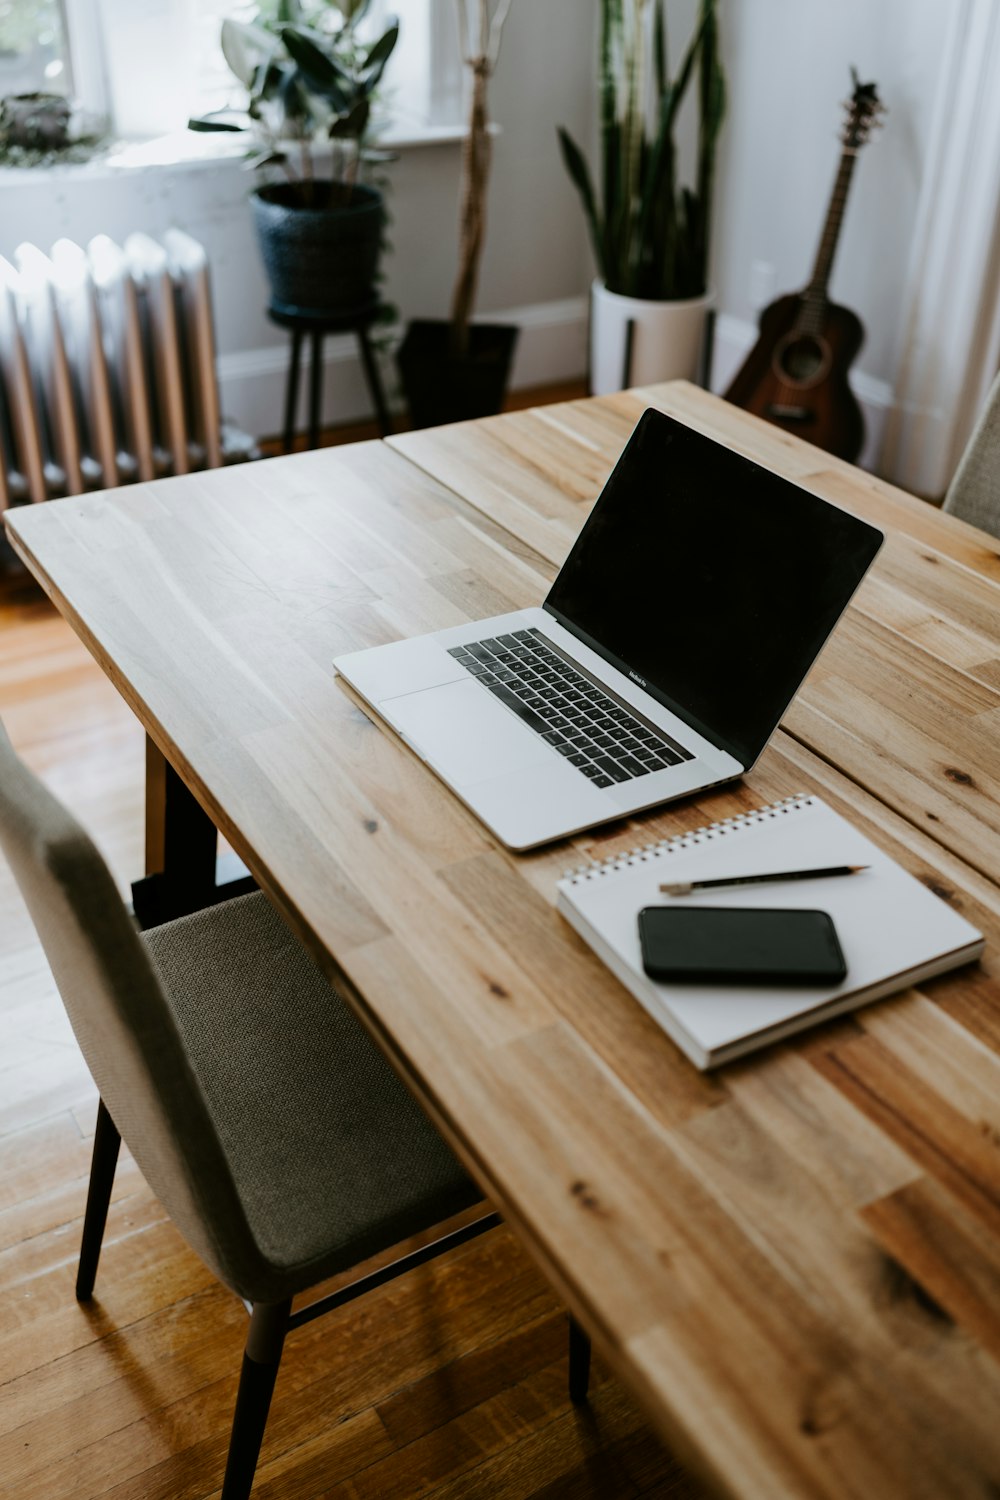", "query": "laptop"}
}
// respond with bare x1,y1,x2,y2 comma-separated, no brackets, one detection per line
334,409,884,849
